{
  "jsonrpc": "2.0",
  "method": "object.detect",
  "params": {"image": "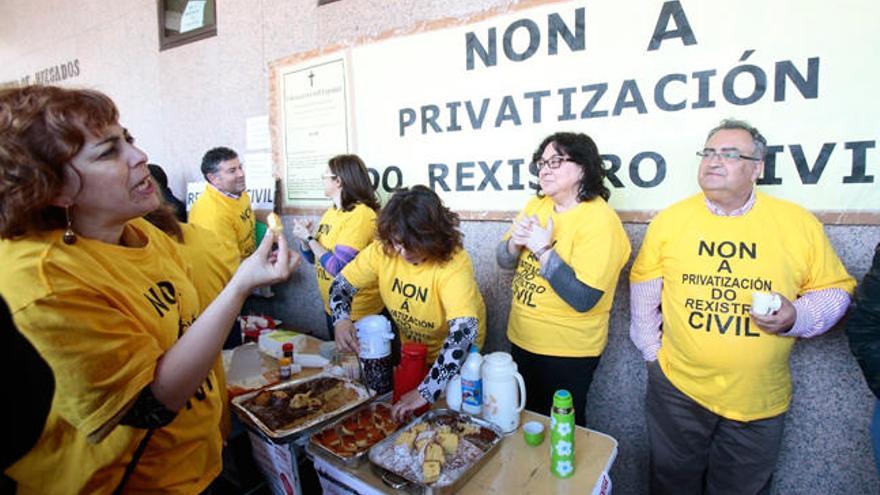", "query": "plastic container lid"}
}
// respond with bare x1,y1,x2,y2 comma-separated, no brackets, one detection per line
553,389,573,408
